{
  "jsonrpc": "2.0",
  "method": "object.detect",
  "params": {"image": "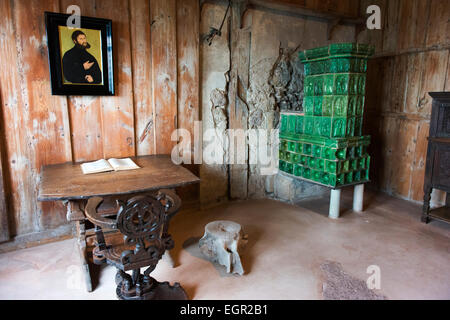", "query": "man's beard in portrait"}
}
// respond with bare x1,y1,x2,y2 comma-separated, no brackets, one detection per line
75,42,91,50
